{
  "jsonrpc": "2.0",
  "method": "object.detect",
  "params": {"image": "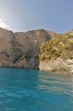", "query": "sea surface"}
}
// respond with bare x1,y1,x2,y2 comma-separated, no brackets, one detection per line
0,68,73,111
